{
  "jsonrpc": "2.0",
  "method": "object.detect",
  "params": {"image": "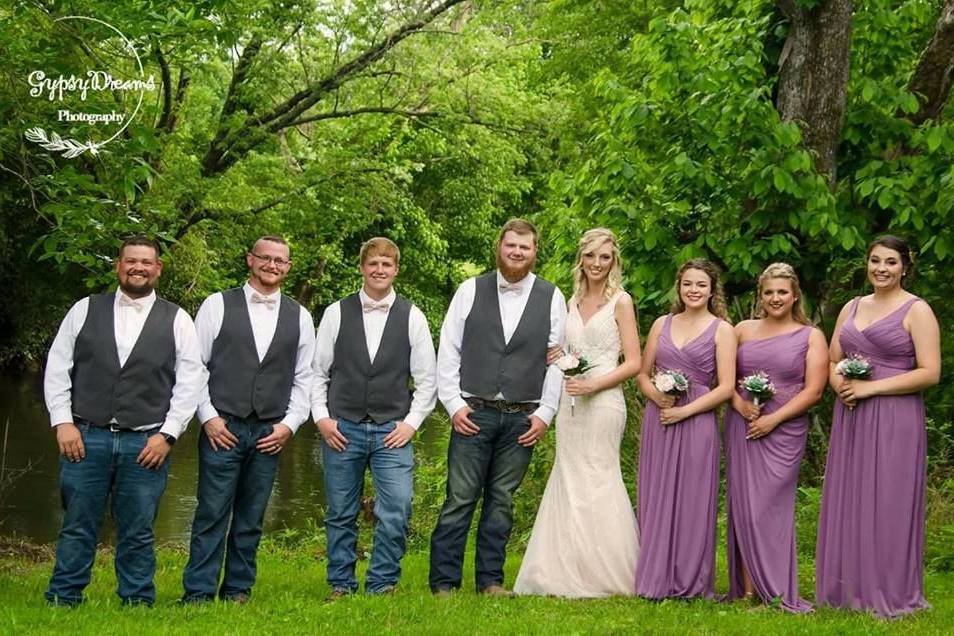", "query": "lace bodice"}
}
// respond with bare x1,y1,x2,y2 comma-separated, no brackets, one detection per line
563,292,626,414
